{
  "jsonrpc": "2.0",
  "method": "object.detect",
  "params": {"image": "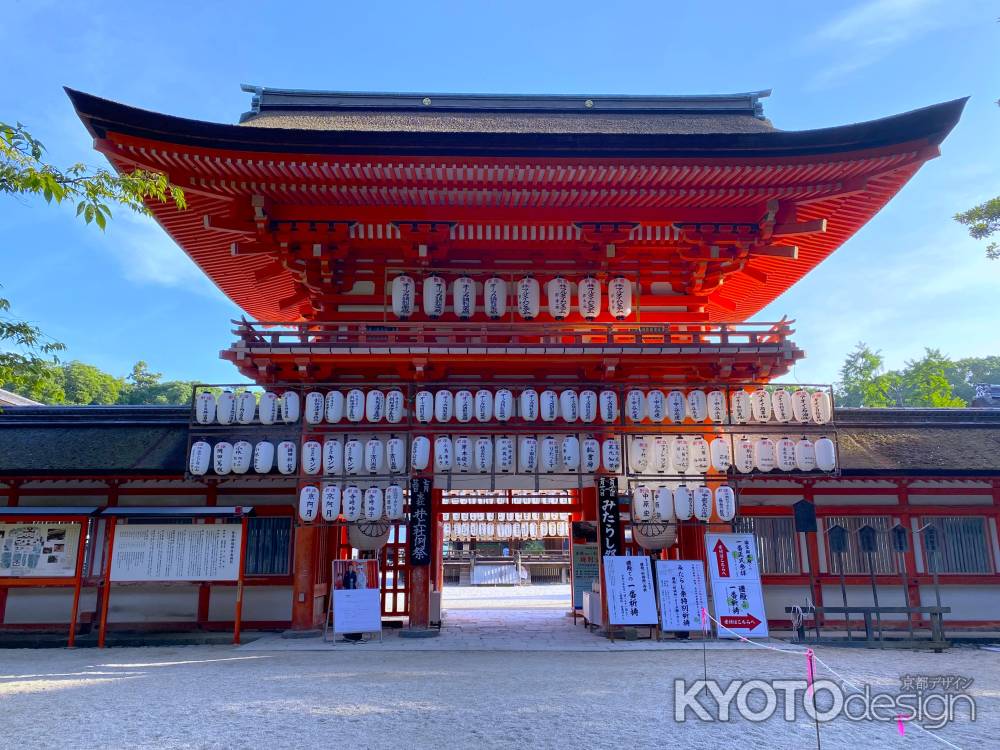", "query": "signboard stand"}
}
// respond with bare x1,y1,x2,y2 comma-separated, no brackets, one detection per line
602,554,659,642
324,552,384,645
705,532,769,639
